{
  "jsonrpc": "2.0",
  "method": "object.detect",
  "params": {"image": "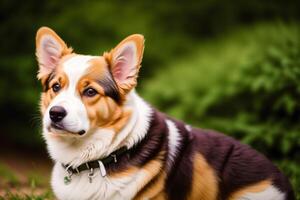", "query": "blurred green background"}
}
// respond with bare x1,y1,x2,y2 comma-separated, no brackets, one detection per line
0,0,300,198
